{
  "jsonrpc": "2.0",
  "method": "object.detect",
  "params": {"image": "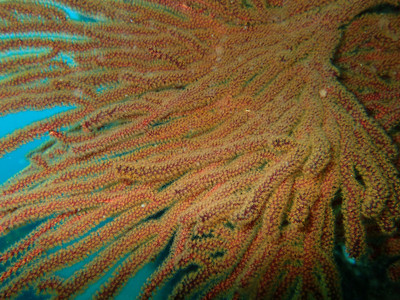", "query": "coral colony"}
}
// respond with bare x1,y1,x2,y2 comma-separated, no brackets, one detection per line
0,0,399,299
